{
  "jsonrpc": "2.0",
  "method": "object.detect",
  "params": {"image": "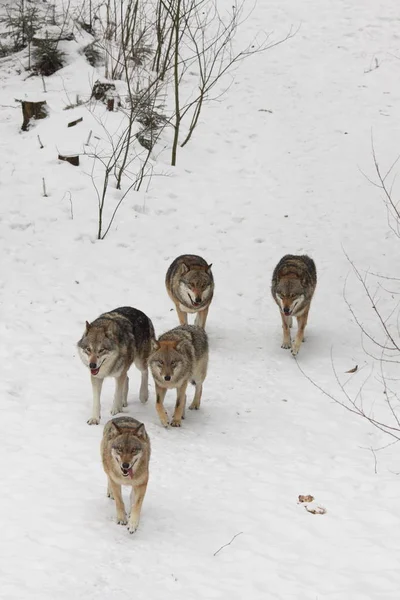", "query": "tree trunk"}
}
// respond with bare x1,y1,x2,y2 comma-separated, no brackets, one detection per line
21,100,47,131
